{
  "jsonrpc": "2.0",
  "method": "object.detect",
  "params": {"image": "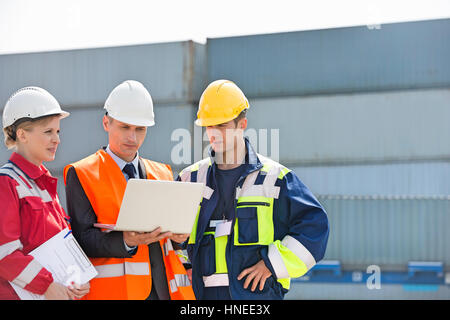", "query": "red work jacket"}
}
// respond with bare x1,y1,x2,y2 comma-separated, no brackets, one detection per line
0,152,69,299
